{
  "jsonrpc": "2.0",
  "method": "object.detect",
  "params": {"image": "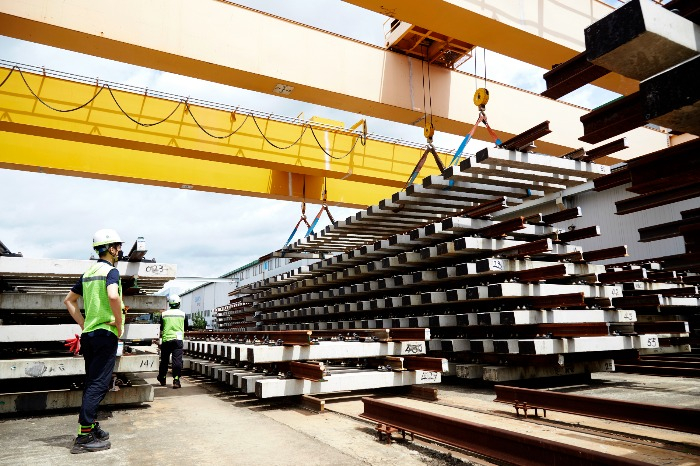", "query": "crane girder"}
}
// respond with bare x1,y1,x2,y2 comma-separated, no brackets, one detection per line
0,0,667,160
0,67,432,208
344,0,639,97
